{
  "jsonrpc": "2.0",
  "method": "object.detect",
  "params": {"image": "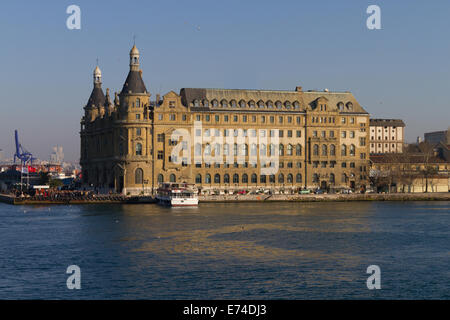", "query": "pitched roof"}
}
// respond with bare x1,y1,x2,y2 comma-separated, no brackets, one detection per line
179,88,368,113
86,85,105,108
121,70,147,94
370,119,405,127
